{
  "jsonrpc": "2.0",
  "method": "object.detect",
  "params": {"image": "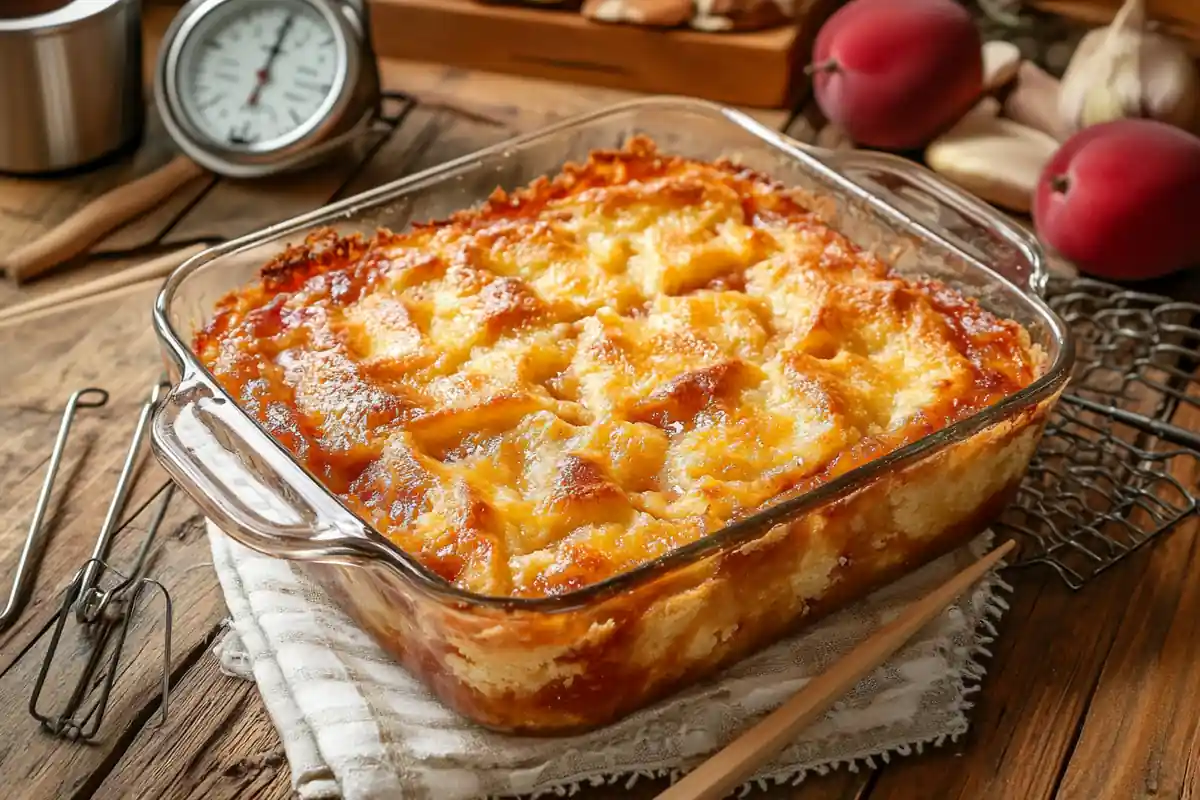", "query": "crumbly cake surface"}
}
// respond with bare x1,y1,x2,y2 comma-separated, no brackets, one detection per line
194,137,1039,598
